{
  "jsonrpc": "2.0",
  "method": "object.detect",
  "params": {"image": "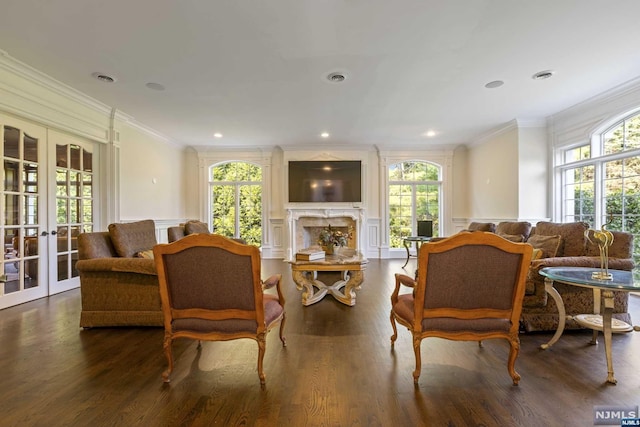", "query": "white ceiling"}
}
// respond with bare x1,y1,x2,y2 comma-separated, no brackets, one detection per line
1,0,640,149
